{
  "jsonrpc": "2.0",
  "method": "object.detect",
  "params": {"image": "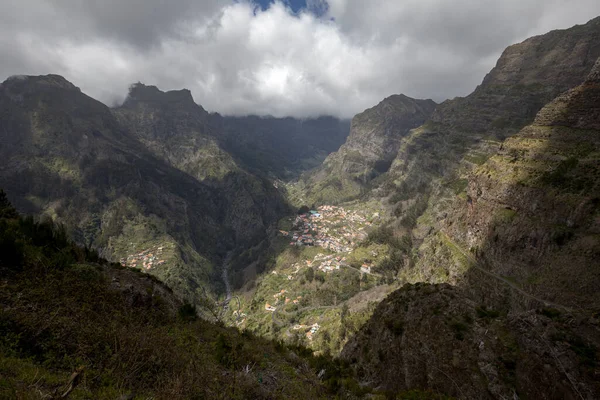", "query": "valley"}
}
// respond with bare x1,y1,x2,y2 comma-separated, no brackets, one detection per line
1,12,600,400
